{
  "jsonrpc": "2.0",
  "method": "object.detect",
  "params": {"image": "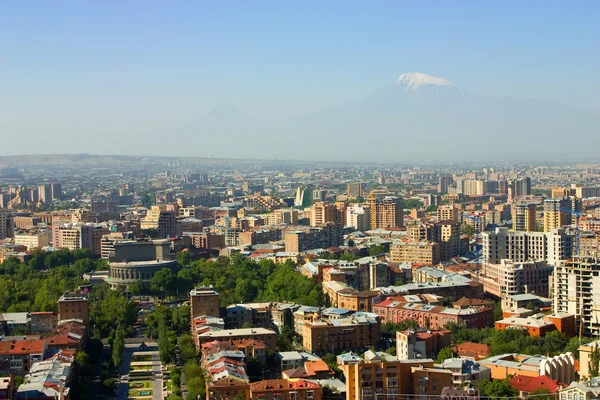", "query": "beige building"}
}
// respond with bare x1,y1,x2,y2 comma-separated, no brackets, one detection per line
544,198,571,232
389,241,441,265
340,352,450,400
347,182,363,199
438,205,459,223
512,203,537,232
310,202,337,226
370,196,403,229
14,231,49,250
480,259,553,298
302,314,380,353
141,205,177,238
